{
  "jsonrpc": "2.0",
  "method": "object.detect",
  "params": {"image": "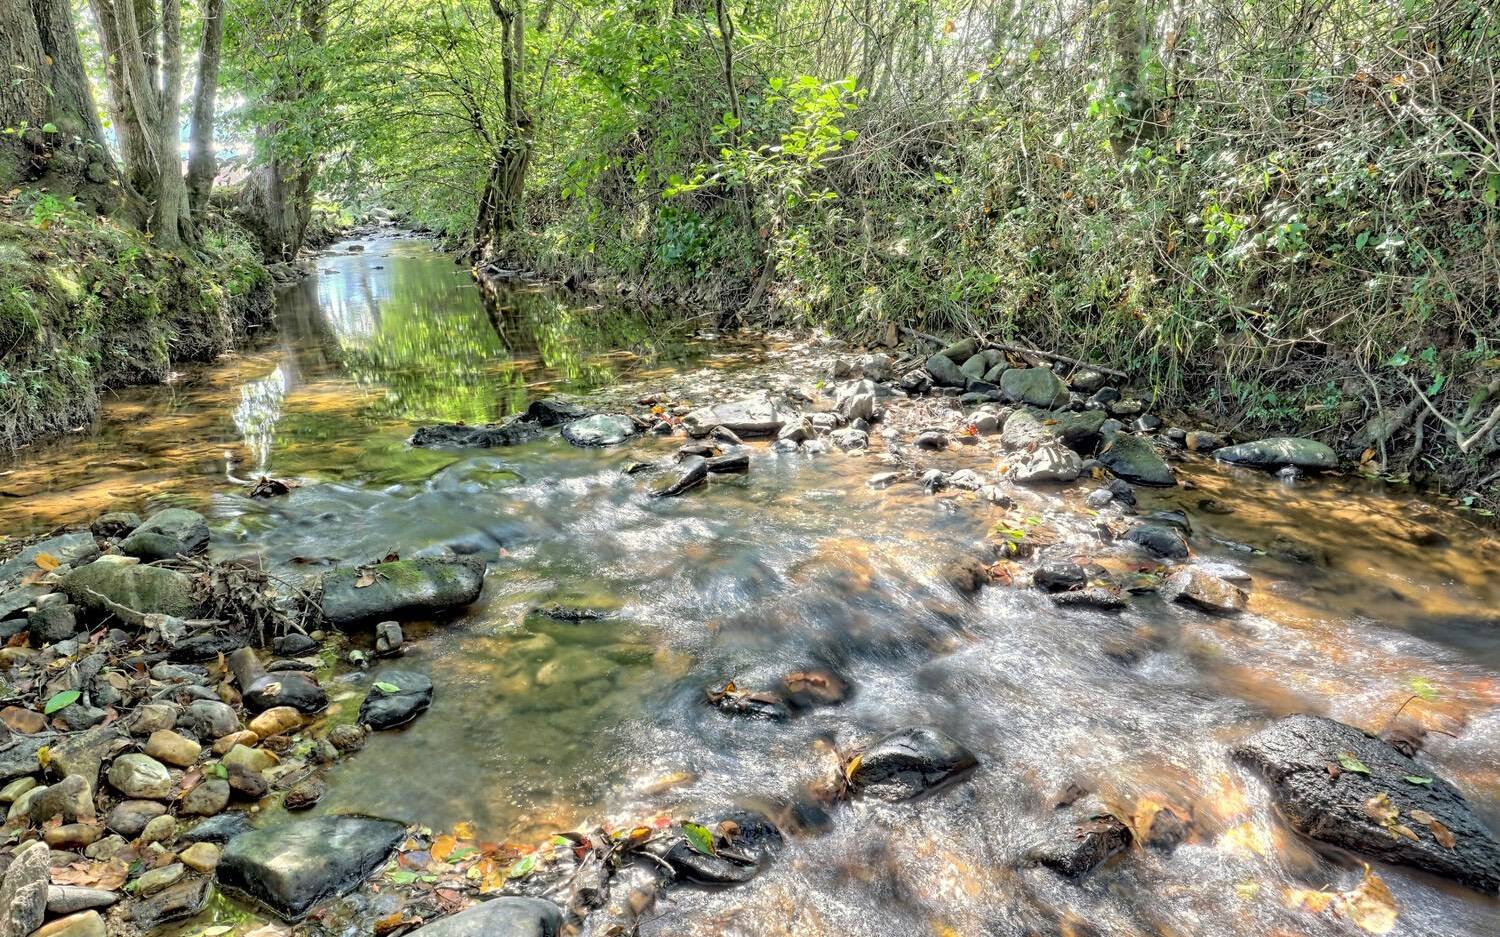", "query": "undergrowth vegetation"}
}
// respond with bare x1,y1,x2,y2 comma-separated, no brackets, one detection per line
0,194,271,449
